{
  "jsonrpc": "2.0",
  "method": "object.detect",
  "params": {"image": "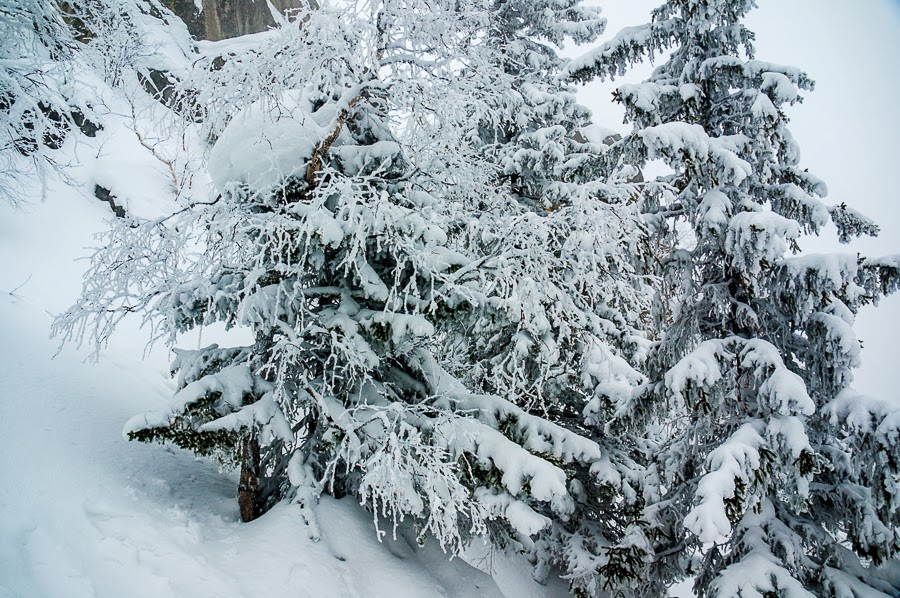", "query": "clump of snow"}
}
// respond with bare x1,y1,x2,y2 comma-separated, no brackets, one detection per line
208,90,329,194
697,189,732,236
638,122,751,185
726,211,801,276
123,363,274,436
685,423,764,543
476,489,551,536
561,24,654,82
